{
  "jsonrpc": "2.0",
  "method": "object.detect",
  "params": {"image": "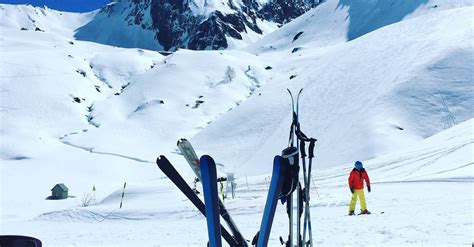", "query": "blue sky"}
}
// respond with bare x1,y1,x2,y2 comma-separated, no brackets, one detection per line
0,0,111,12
